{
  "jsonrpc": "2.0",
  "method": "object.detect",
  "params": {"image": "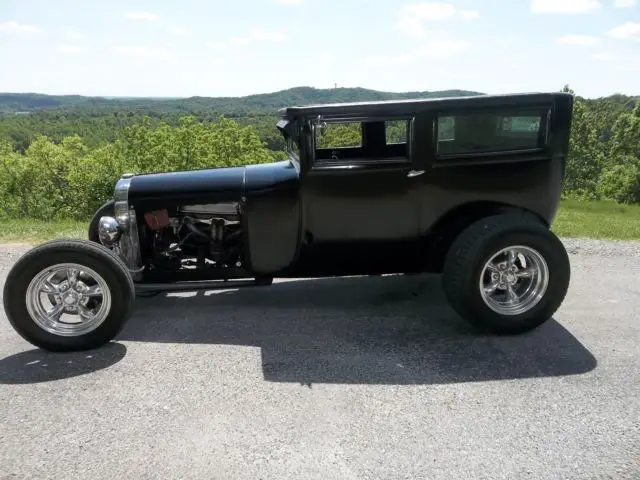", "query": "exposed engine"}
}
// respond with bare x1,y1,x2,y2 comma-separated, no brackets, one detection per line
142,202,244,275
